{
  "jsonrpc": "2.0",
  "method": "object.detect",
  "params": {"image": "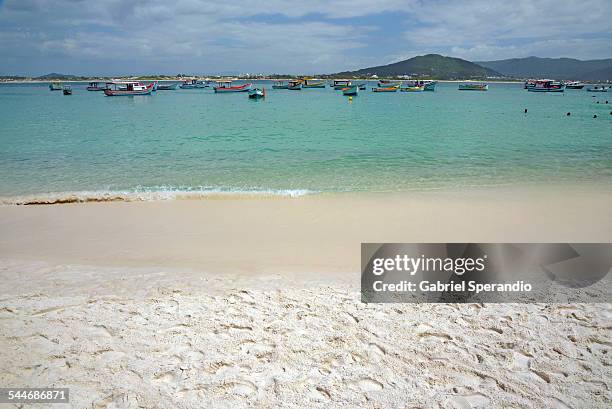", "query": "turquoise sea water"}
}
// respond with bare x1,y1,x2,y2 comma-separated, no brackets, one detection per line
0,81,611,201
